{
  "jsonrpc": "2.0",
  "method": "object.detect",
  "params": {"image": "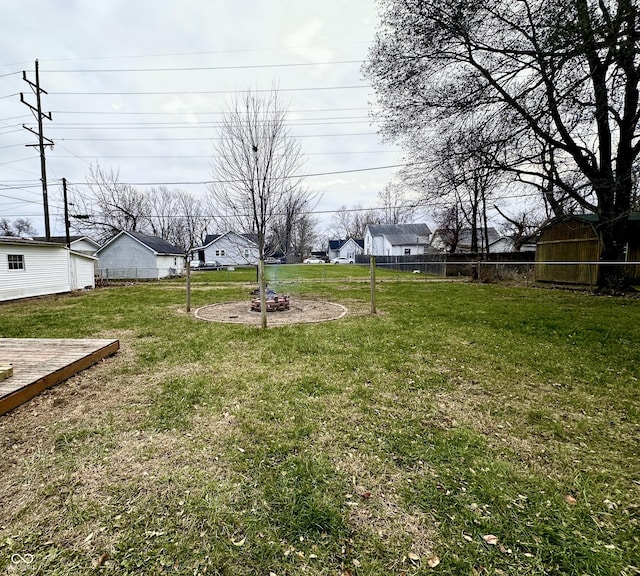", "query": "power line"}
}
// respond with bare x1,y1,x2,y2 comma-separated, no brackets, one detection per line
55,131,378,142
50,85,370,96
48,150,396,160
63,162,426,187
51,106,378,116
47,119,373,130
44,60,362,73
